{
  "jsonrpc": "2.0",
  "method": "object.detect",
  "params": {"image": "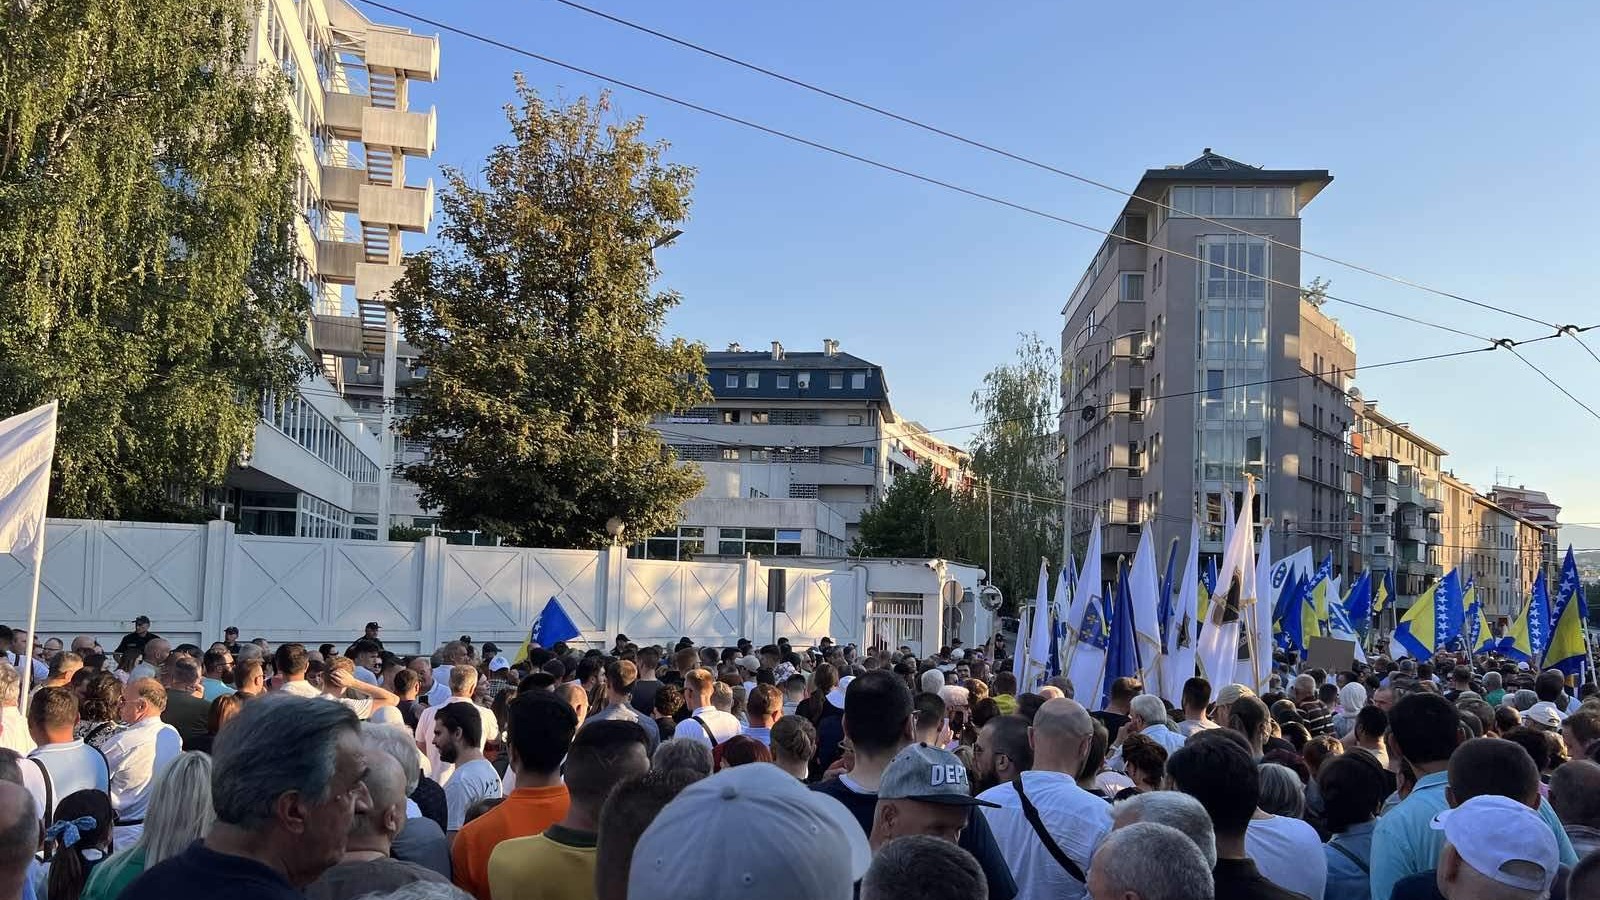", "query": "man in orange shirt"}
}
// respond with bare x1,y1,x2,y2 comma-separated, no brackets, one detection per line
451,692,578,900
